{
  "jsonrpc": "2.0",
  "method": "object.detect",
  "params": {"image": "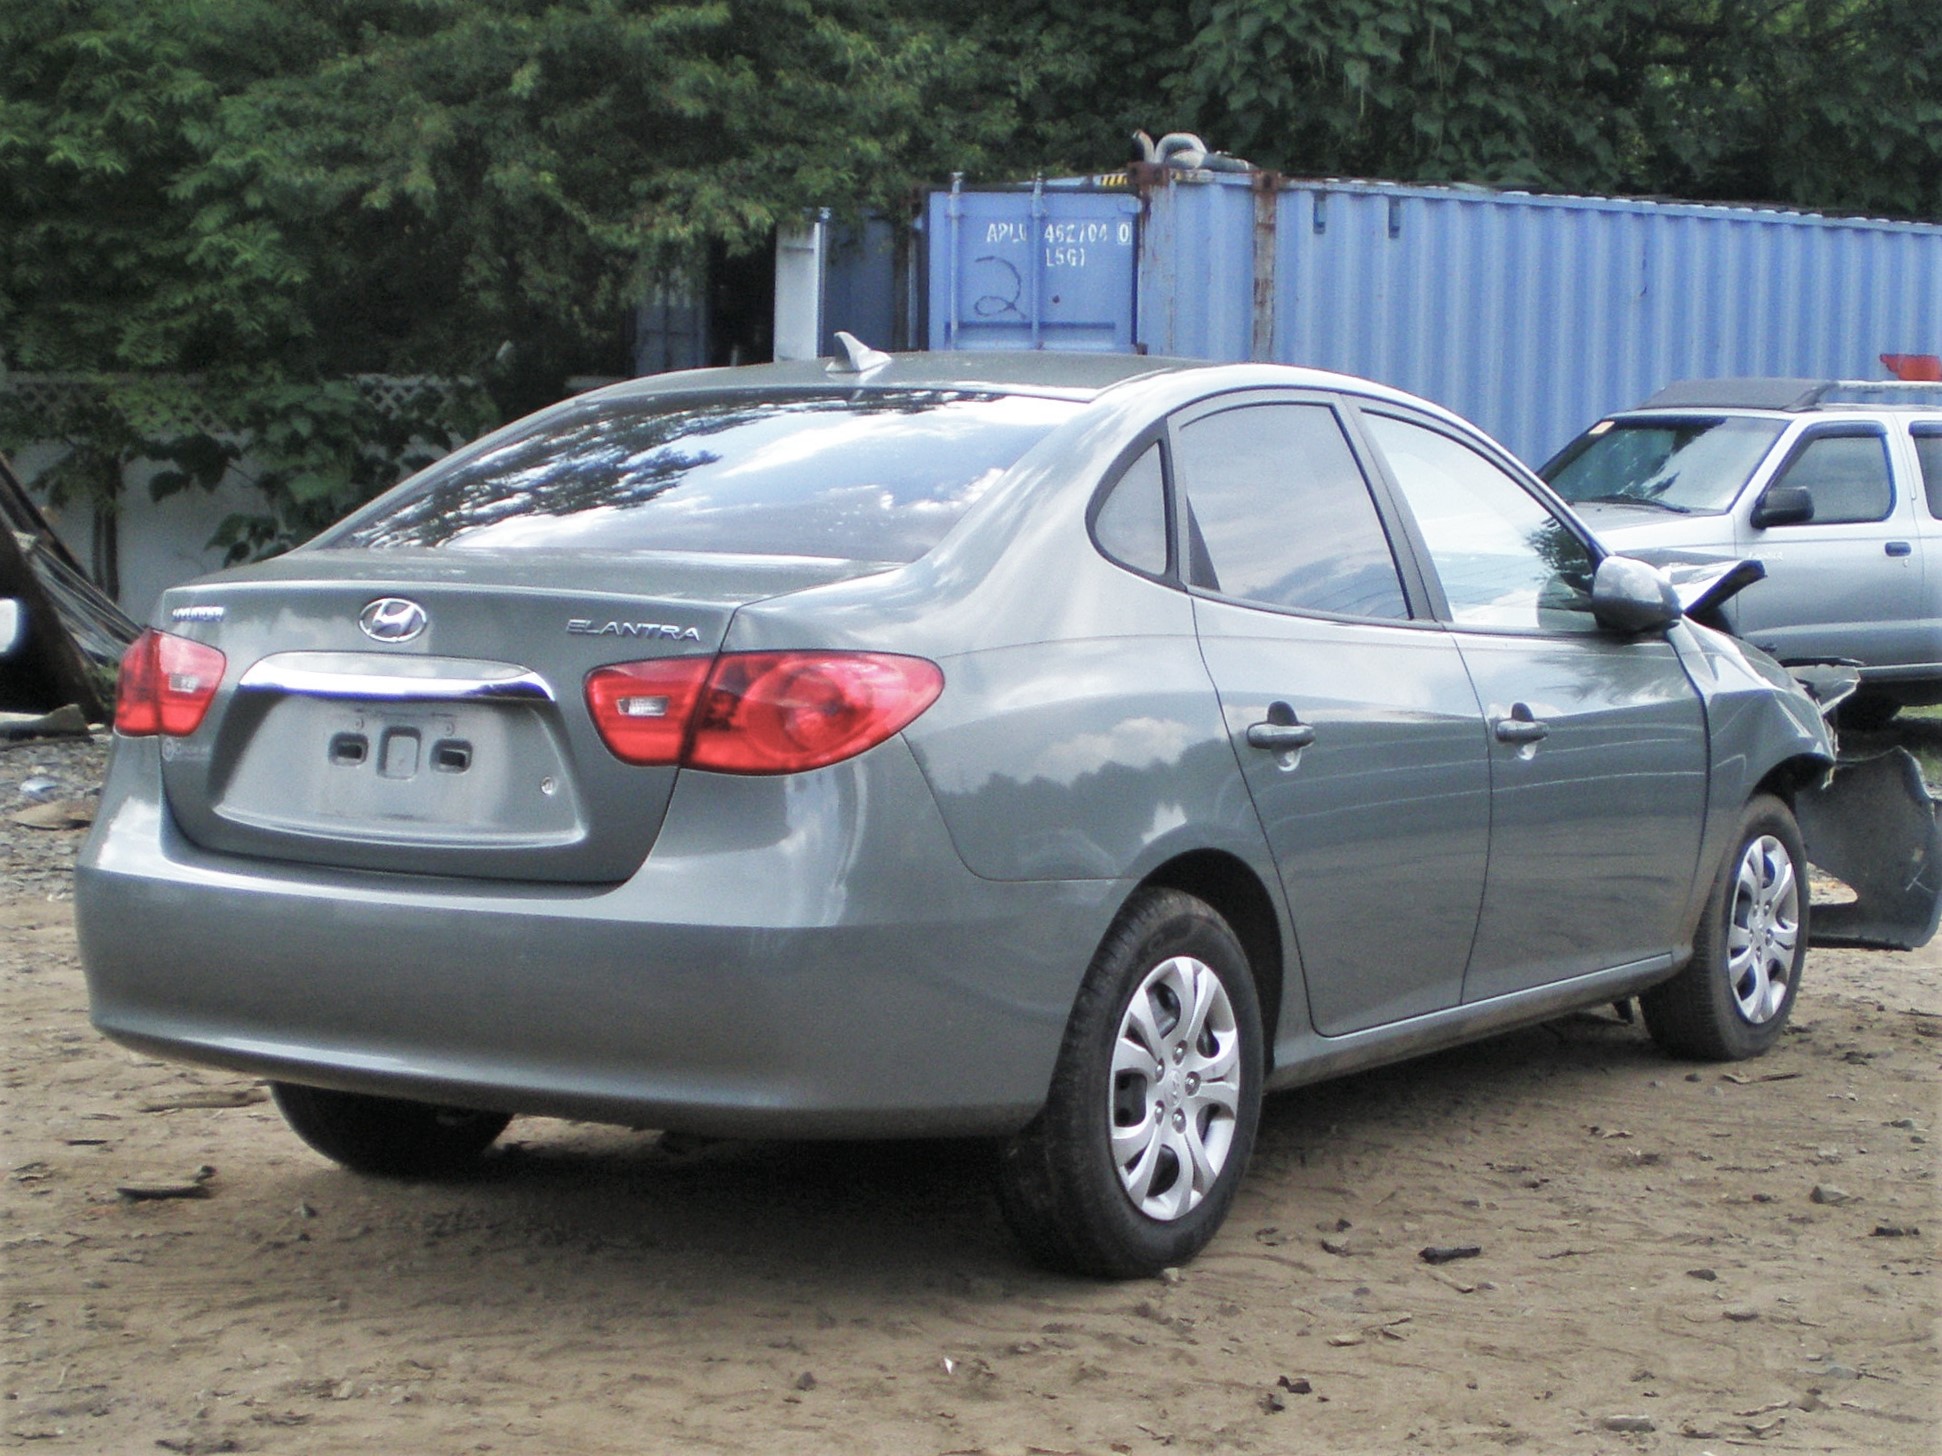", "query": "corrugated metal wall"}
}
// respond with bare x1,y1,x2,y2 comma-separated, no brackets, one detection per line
1228,178,1942,463
926,174,1942,465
